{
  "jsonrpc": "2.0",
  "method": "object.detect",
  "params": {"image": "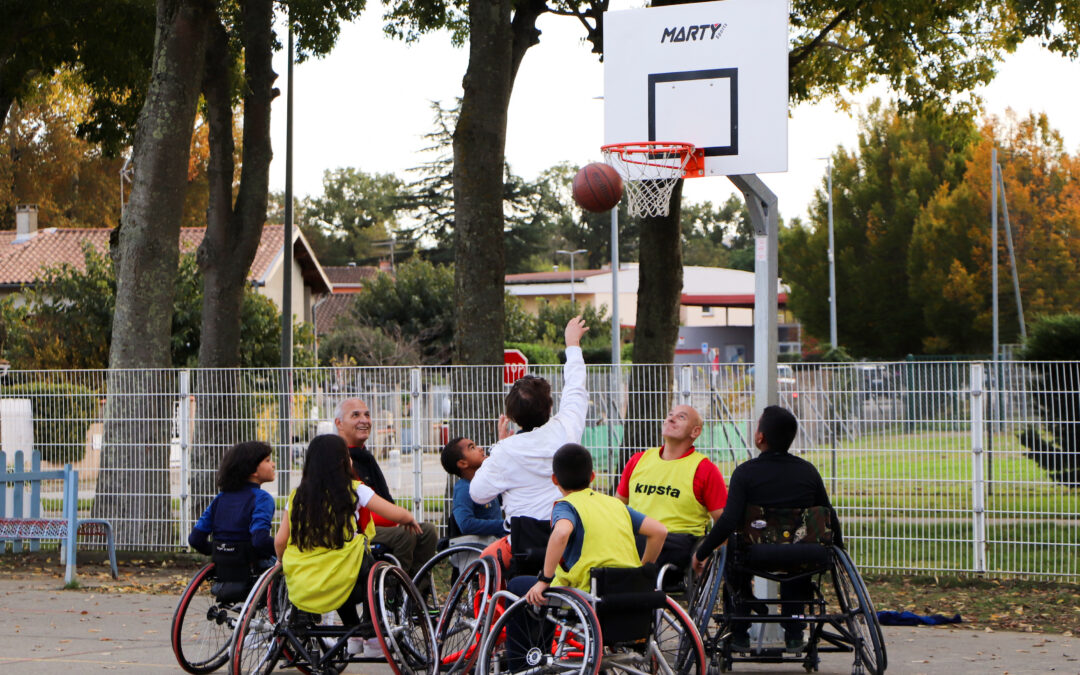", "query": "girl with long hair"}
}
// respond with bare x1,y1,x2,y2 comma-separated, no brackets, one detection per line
274,434,420,627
